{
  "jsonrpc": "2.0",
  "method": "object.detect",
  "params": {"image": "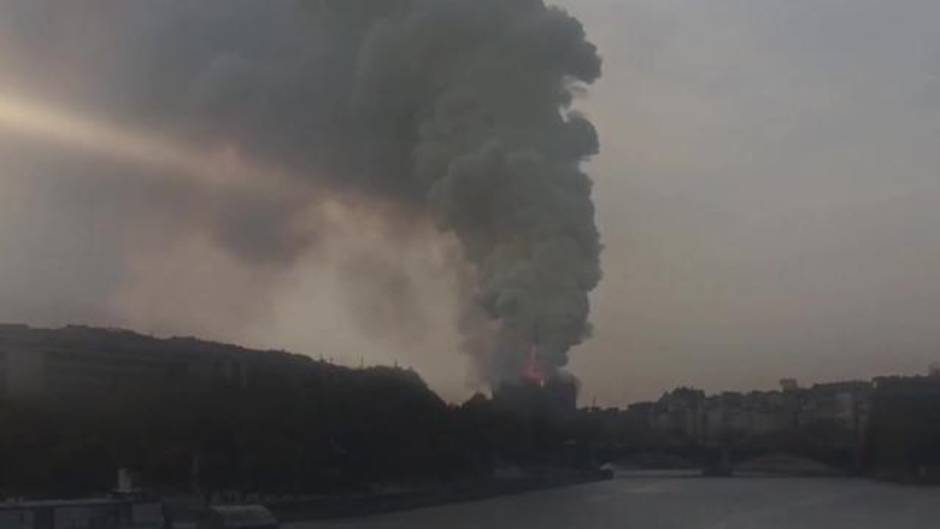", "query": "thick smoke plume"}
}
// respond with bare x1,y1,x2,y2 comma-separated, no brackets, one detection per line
0,0,602,386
